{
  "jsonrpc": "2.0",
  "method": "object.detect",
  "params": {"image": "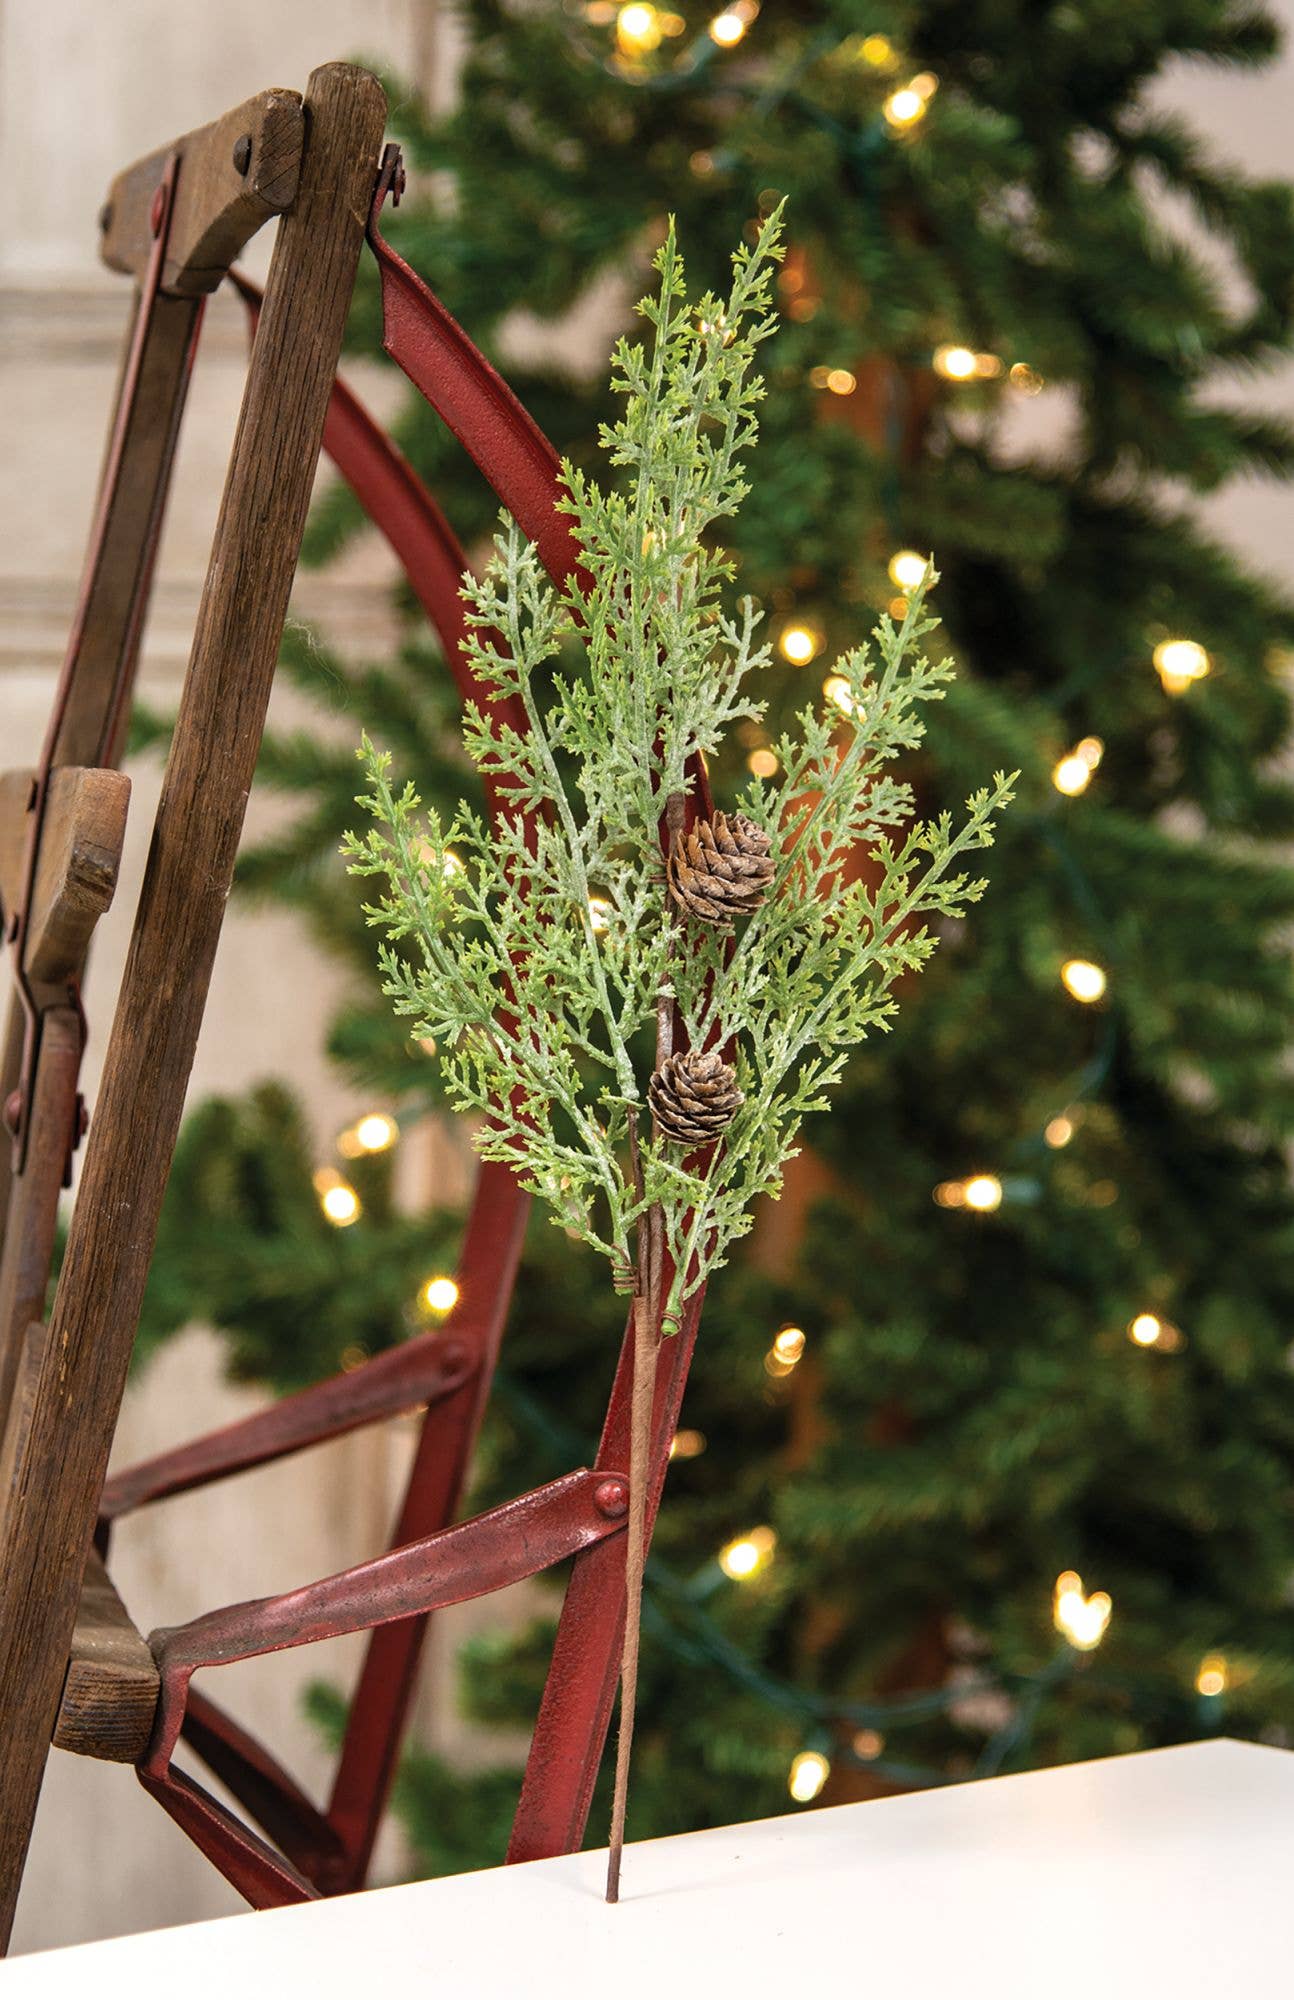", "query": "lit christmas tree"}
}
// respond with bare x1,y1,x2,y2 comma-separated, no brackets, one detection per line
138,1,1294,1870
